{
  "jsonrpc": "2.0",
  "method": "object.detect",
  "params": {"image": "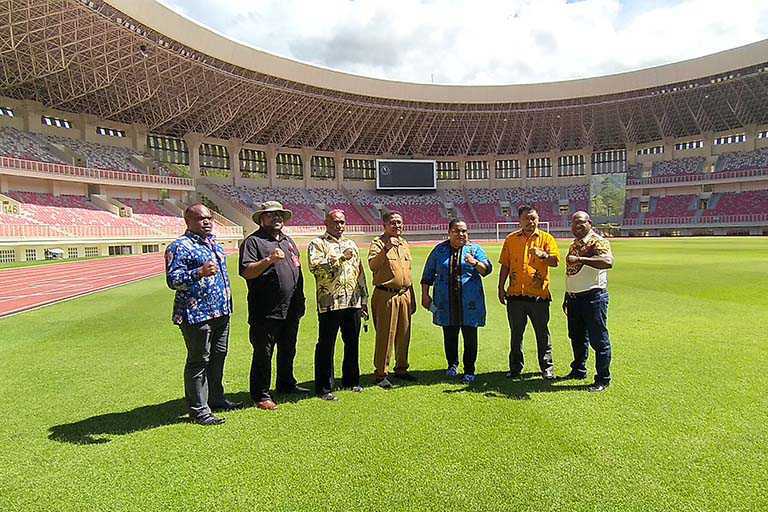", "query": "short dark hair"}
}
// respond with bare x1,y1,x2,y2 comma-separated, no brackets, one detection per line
382,211,403,224
183,203,206,222
518,205,537,217
448,218,467,231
